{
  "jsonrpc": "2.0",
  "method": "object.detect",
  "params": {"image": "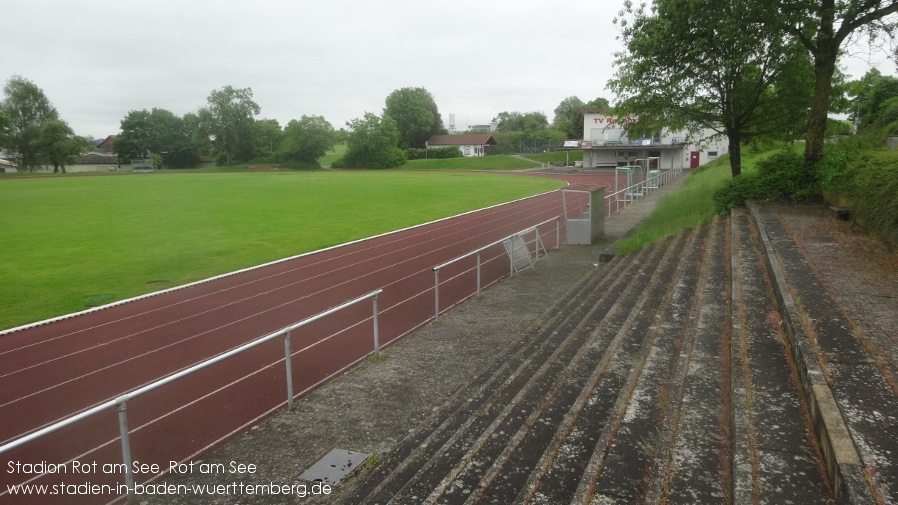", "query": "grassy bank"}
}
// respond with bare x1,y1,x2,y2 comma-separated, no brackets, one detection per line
318,143,347,167
521,150,583,165
616,149,777,254
0,171,561,330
